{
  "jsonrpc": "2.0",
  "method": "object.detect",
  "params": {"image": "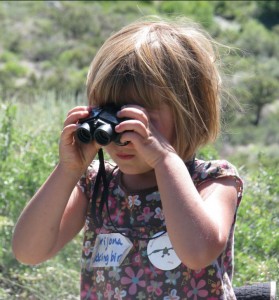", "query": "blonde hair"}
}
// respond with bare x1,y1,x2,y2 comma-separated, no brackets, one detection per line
87,18,221,161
